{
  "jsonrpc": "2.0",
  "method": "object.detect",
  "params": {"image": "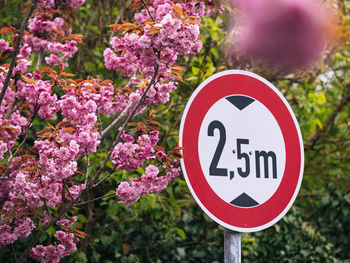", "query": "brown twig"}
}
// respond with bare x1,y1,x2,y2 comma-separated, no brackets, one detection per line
75,192,115,206
84,150,90,187
306,84,350,150
141,0,155,22
63,179,74,201
92,165,116,188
